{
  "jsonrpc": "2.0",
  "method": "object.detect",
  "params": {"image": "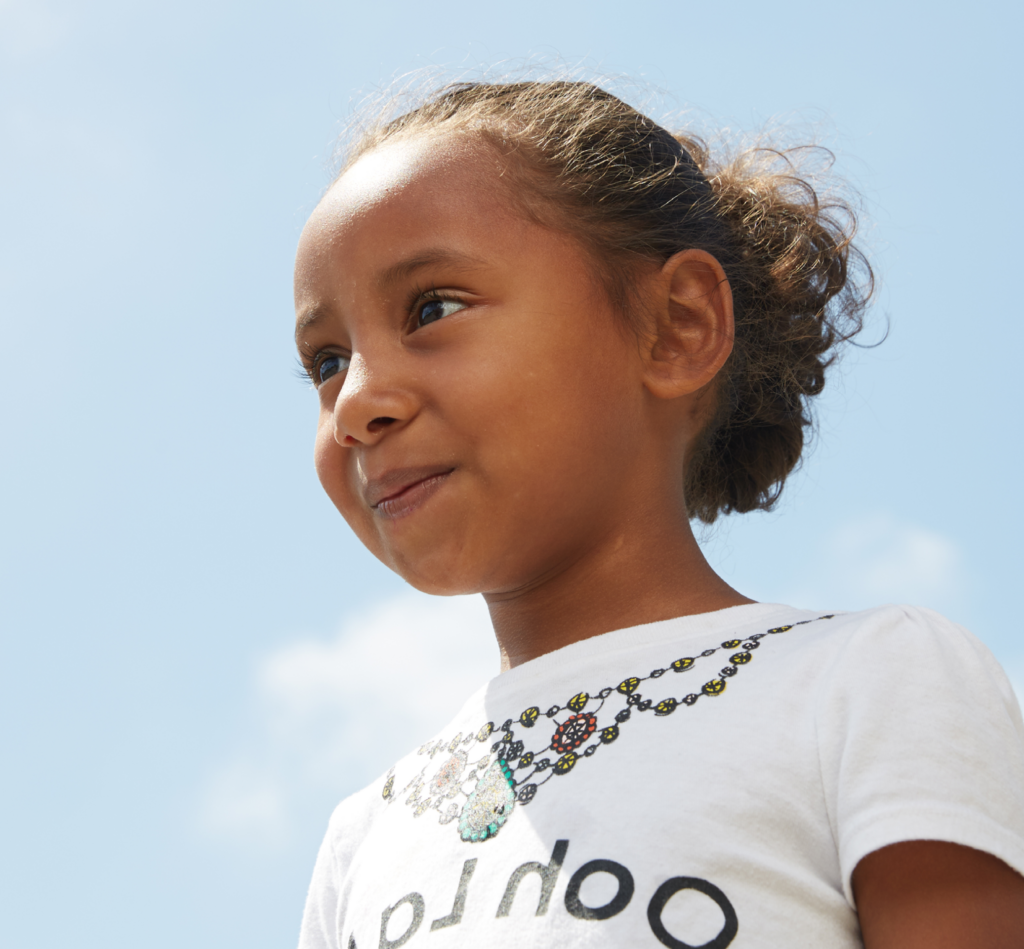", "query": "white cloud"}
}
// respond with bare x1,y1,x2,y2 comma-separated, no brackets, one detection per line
782,513,966,613
200,592,498,849
827,514,962,602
